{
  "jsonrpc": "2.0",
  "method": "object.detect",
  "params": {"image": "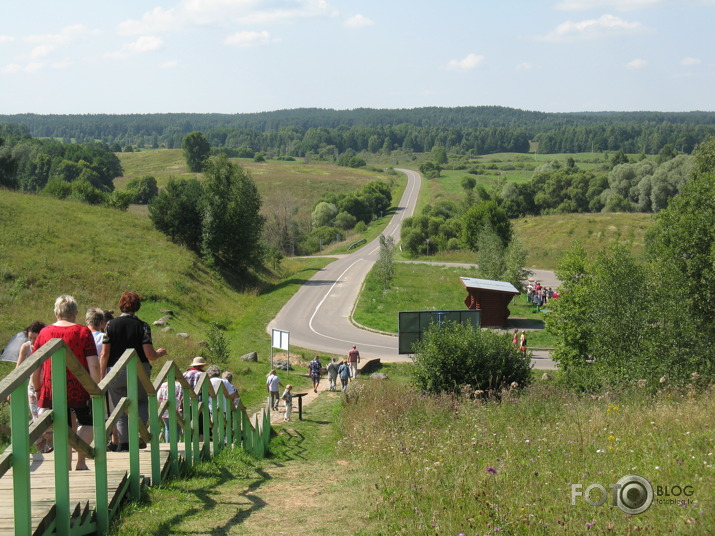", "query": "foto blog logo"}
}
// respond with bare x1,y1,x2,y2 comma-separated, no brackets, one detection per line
571,474,654,515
